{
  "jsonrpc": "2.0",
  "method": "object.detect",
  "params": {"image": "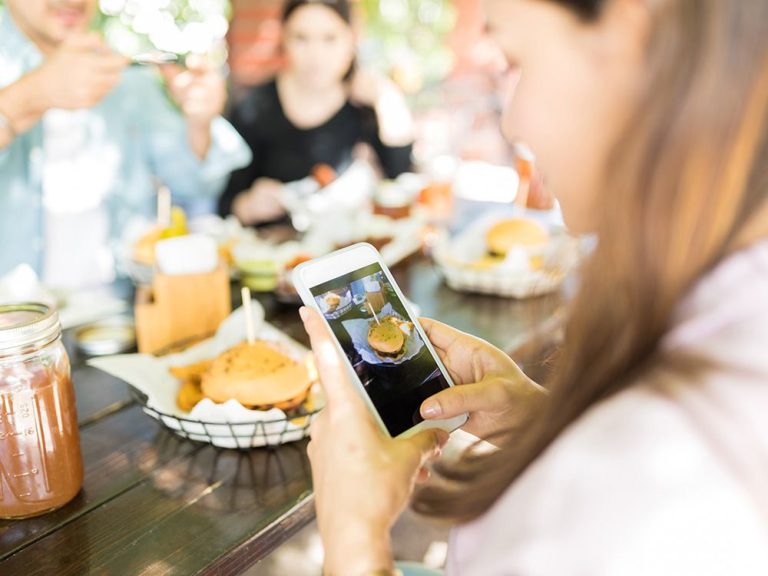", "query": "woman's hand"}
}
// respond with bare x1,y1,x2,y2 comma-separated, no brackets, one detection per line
348,68,392,108
232,178,287,225
419,318,547,442
301,307,447,576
